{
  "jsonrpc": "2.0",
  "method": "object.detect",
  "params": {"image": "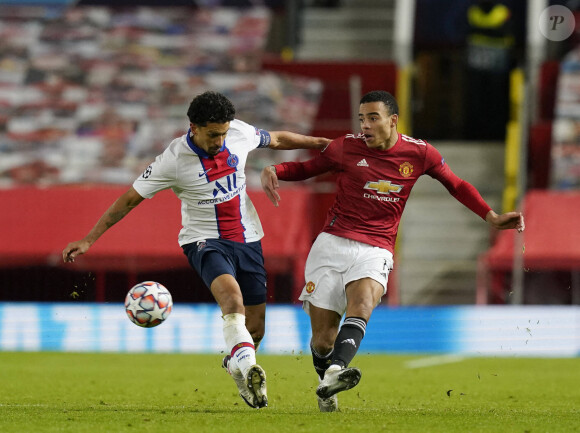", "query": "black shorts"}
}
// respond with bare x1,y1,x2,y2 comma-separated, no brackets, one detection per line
182,239,267,306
